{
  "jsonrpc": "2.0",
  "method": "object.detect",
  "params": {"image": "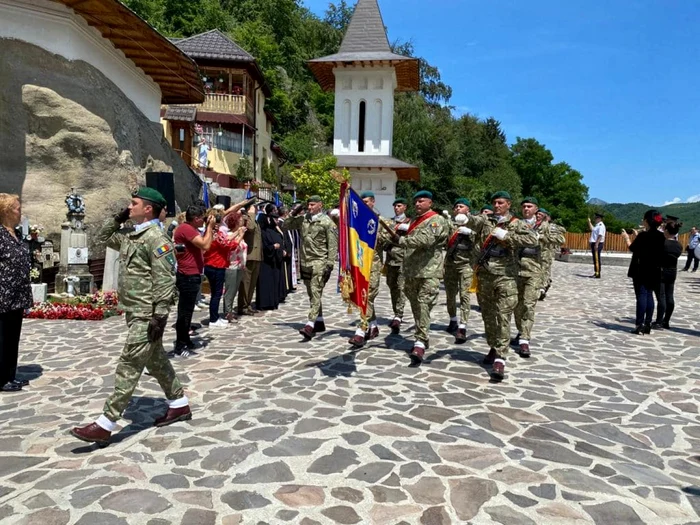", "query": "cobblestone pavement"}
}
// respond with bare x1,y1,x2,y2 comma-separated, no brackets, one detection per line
1,262,699,525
